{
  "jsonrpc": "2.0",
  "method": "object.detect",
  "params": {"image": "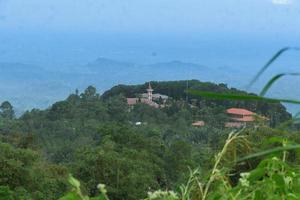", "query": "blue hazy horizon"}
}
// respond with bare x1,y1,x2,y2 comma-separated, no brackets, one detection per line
0,0,300,114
